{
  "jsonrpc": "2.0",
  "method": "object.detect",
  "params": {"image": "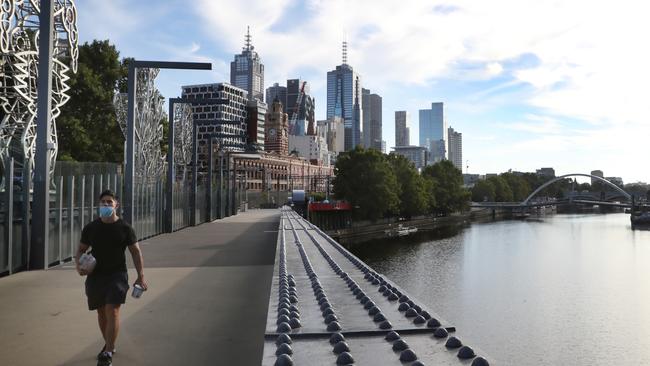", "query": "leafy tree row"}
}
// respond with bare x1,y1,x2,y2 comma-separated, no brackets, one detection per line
57,40,172,163
332,147,469,221
471,172,607,202
57,40,129,162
